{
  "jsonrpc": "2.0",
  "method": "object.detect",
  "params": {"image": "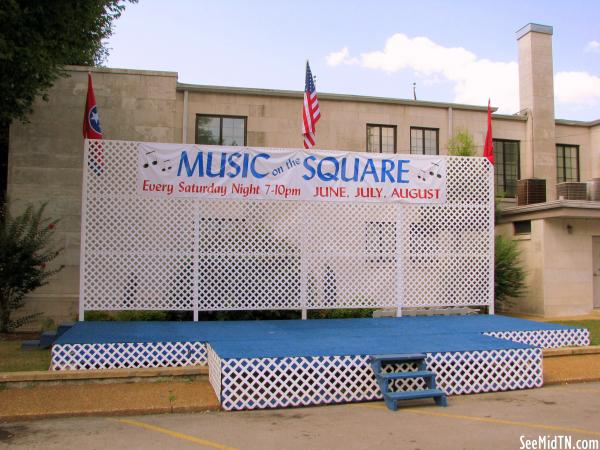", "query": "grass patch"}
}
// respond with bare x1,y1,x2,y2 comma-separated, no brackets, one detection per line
0,340,50,372
550,320,600,346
